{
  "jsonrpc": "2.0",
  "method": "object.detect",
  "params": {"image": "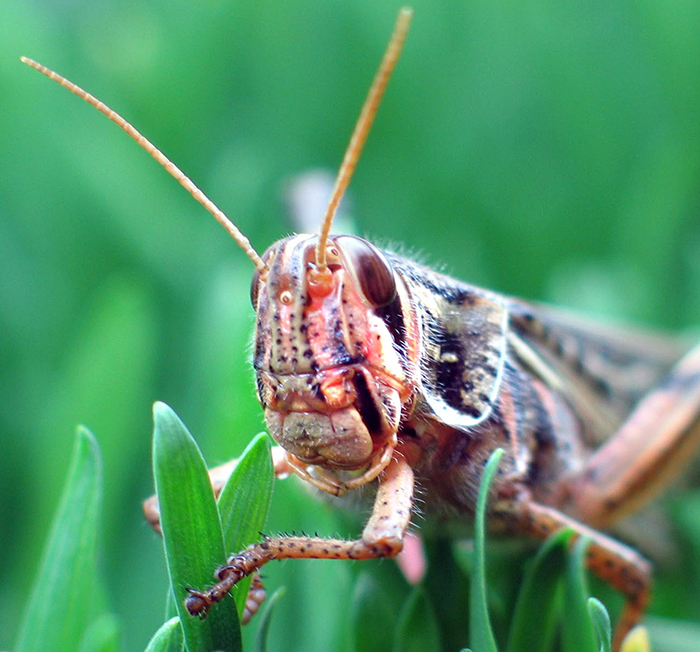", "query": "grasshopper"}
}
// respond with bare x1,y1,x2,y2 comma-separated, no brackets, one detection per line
23,7,700,650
